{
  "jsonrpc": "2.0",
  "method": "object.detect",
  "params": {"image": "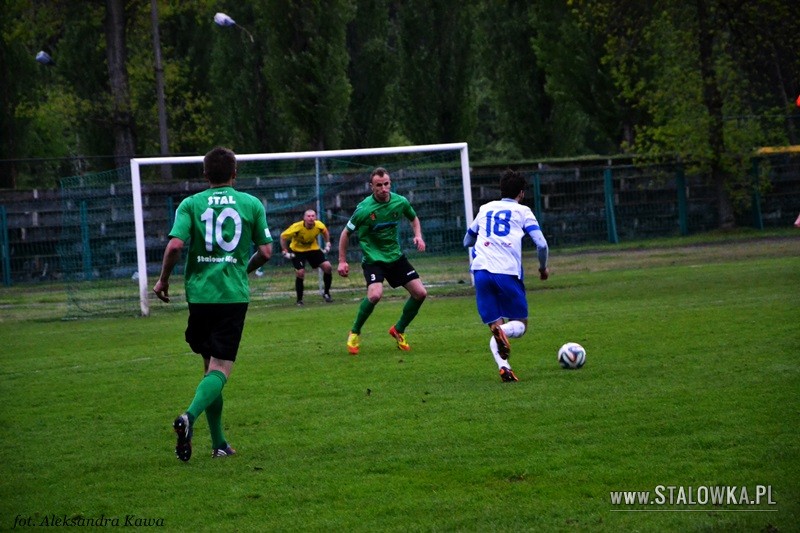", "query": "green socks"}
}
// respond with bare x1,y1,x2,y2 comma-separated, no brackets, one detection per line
205,392,227,450
187,370,227,423
351,295,424,334
351,297,376,334
395,296,424,332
